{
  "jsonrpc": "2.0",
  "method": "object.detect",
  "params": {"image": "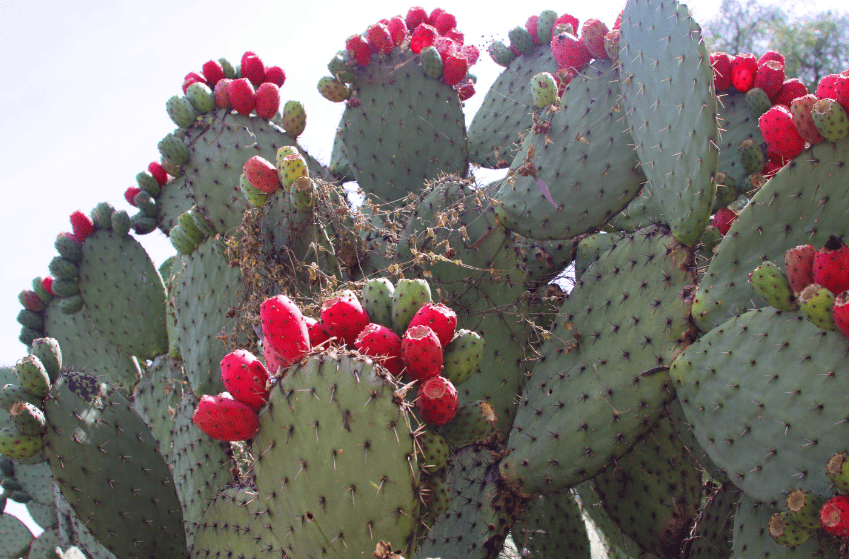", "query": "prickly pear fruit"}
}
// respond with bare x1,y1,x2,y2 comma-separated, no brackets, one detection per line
508,26,535,56
749,261,797,311
221,350,270,412
282,100,306,138
712,207,737,235
791,94,825,145
731,53,757,92
304,317,331,348
166,95,198,128
798,284,837,331
754,60,785,100
820,495,849,538
277,151,308,188
487,40,516,66
774,78,808,107
786,489,825,530
9,402,46,435
401,325,443,381
239,174,268,207
392,279,432,334
362,279,394,329
346,34,373,65
416,376,458,427
531,72,558,108
240,51,266,86
243,156,280,194
420,46,444,79
814,236,849,295
580,18,609,59
768,512,814,547
604,29,620,62
812,98,849,142
320,290,370,347
388,16,407,45
229,78,257,116
746,87,772,117
832,291,849,340
317,76,350,103
710,52,733,92
264,65,286,87
15,355,50,398
213,78,232,109
826,452,849,493
182,71,206,94
536,10,558,45
260,295,310,373
354,323,403,375
30,338,61,382
70,211,94,241
442,53,468,87
255,83,280,120
367,23,393,55
551,31,591,72
192,393,259,442
440,329,483,387
759,105,806,160
186,82,215,114
201,60,226,86
739,138,766,174
407,303,457,348
785,244,817,293
0,426,42,459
